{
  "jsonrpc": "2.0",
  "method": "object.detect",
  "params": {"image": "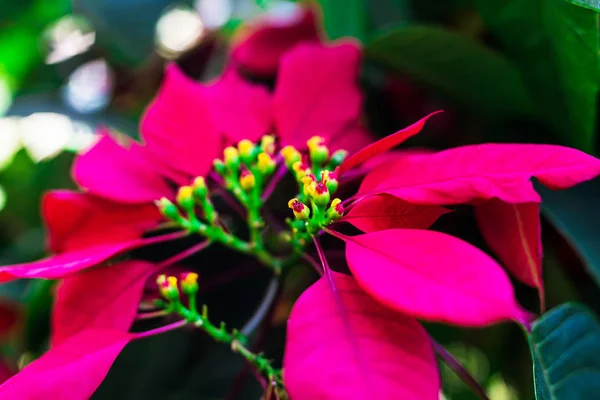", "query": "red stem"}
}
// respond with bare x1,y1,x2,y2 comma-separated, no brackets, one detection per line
157,240,210,269
431,339,490,400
